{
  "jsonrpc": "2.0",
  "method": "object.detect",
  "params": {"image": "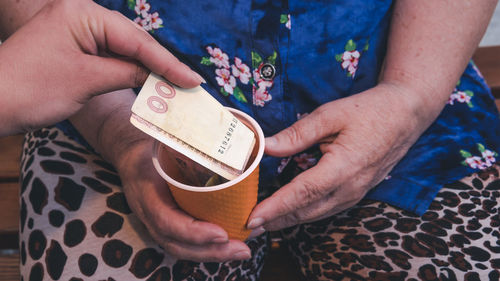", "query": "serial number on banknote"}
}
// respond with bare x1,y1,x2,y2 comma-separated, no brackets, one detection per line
217,117,238,155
